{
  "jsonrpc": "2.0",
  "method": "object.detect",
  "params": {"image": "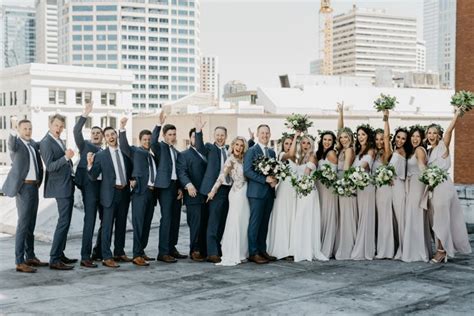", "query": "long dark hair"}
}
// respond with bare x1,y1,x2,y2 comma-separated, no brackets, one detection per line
355,125,375,160
391,127,410,154
316,131,336,161
407,126,426,157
